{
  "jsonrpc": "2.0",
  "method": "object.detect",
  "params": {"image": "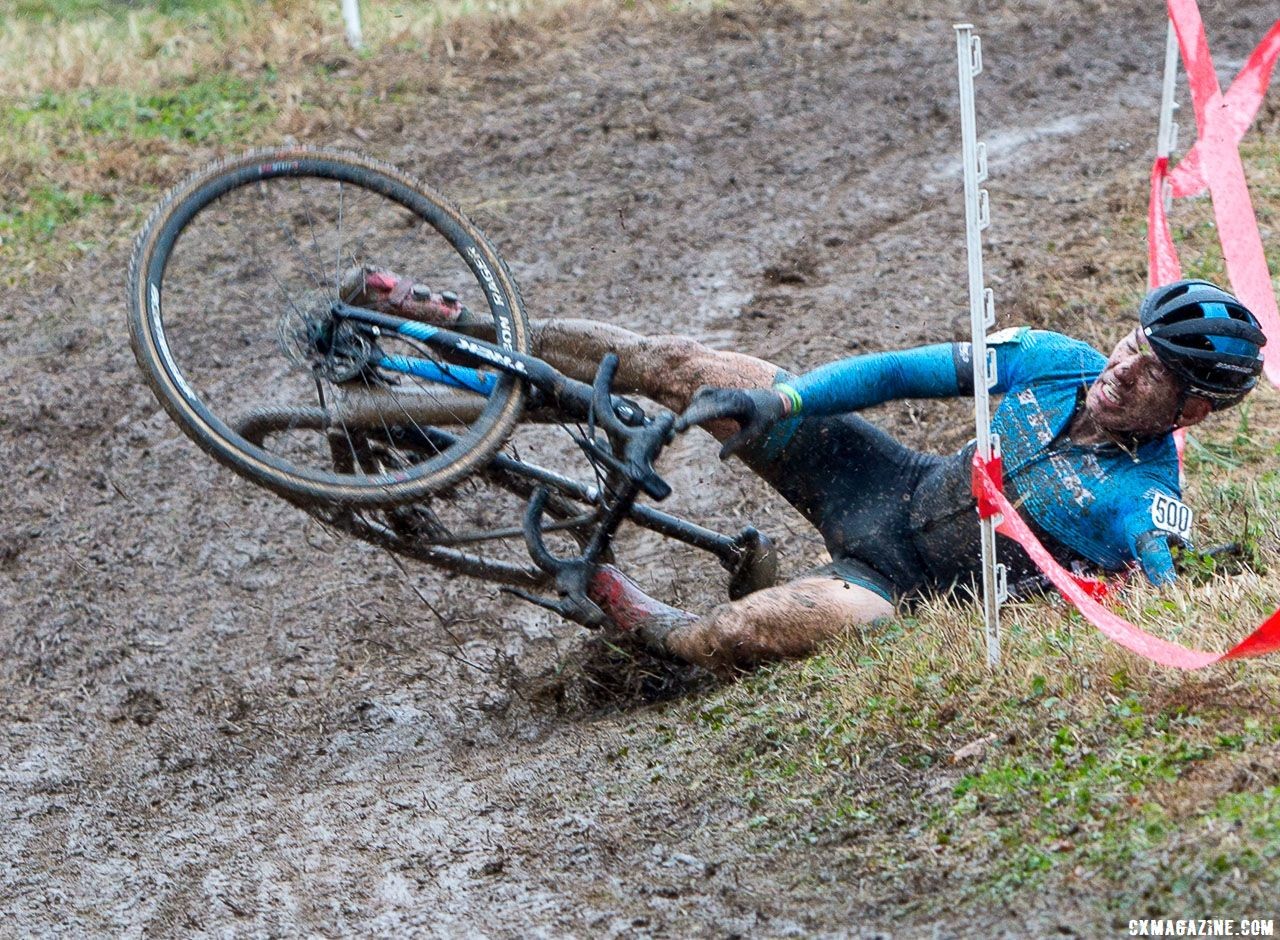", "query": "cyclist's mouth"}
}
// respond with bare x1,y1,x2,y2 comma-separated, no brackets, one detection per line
1090,377,1125,414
